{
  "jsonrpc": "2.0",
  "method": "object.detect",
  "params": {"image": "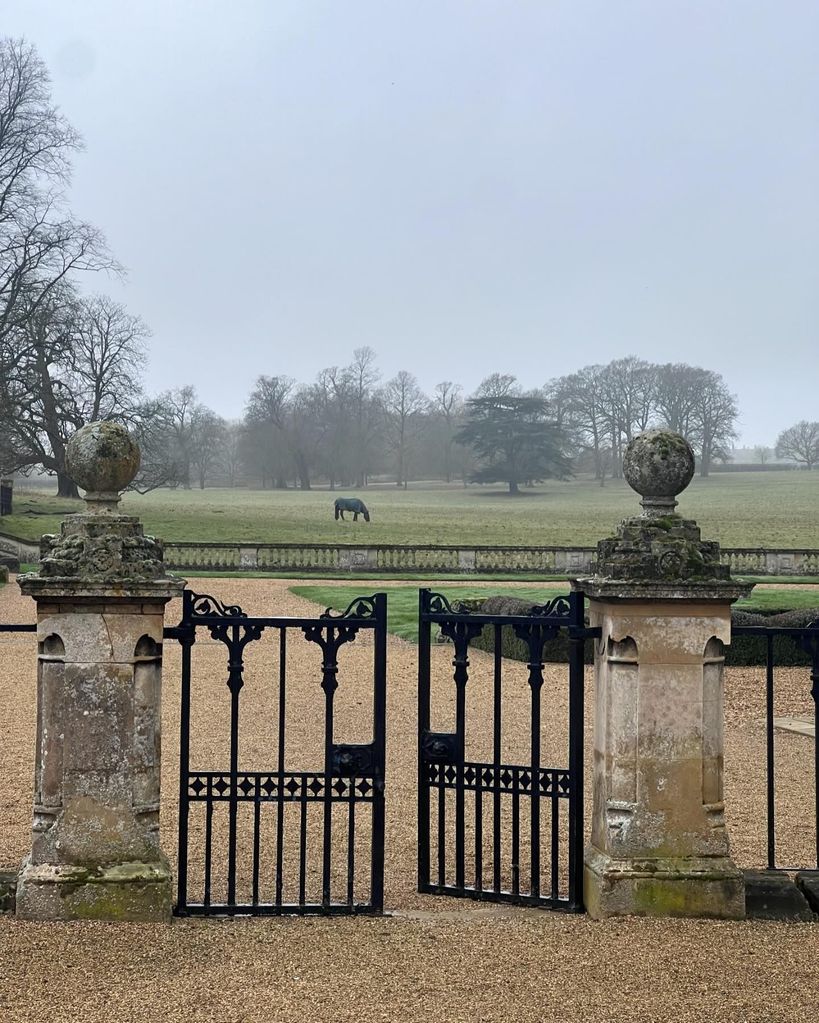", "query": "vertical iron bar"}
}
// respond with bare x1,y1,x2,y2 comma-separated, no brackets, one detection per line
493,625,502,894
370,593,387,912
252,777,261,906
511,768,520,897
299,777,307,908
176,590,194,914
551,786,560,901
455,652,467,891
437,775,446,886
275,628,286,910
766,633,776,870
204,777,213,909
810,647,819,867
321,626,336,911
347,781,356,908
567,591,586,912
530,638,542,899
474,773,483,893
226,623,242,911
417,589,431,890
